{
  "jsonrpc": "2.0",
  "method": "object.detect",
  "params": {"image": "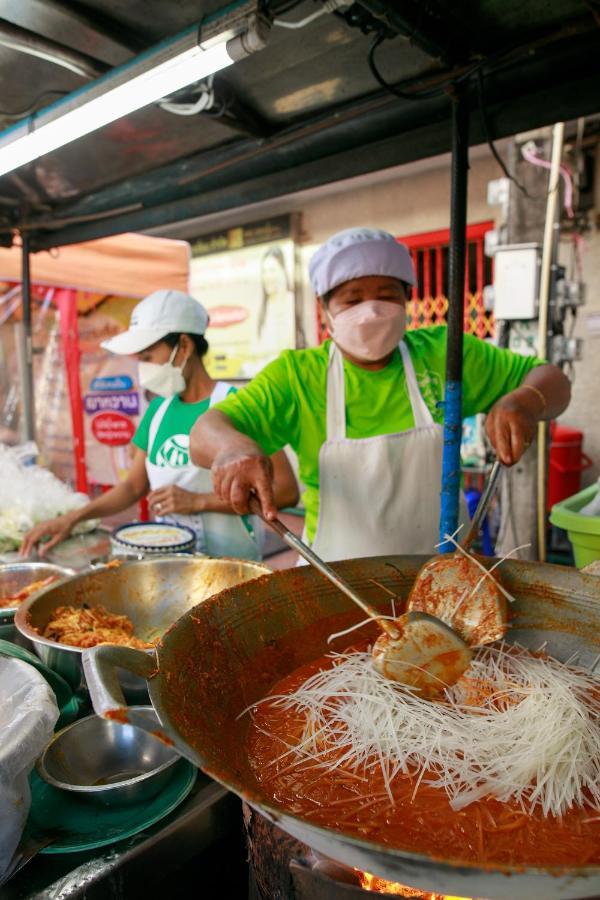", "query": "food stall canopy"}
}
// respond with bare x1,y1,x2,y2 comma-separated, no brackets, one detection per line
0,233,190,298
0,231,190,490
0,0,598,249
